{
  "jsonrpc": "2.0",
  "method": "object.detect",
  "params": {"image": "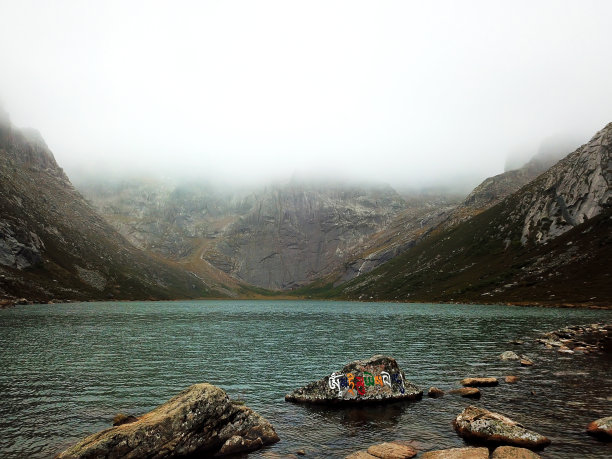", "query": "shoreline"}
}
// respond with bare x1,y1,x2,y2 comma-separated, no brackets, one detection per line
2,296,611,310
